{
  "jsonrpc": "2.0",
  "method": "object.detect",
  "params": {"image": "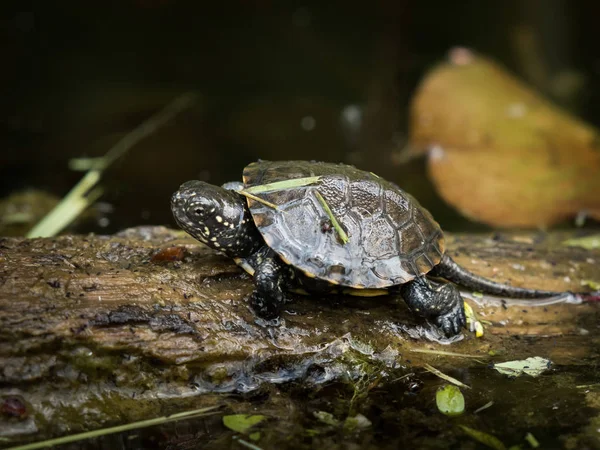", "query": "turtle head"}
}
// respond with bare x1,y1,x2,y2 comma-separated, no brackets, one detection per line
171,180,261,257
